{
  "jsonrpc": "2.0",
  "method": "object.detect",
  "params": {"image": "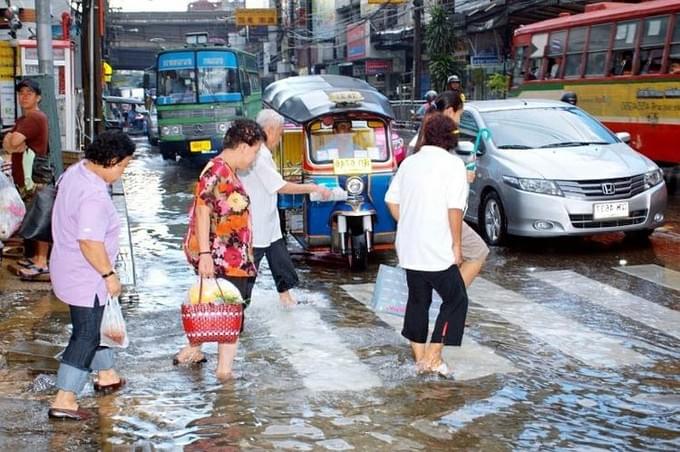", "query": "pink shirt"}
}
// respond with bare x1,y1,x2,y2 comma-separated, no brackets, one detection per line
50,161,120,307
